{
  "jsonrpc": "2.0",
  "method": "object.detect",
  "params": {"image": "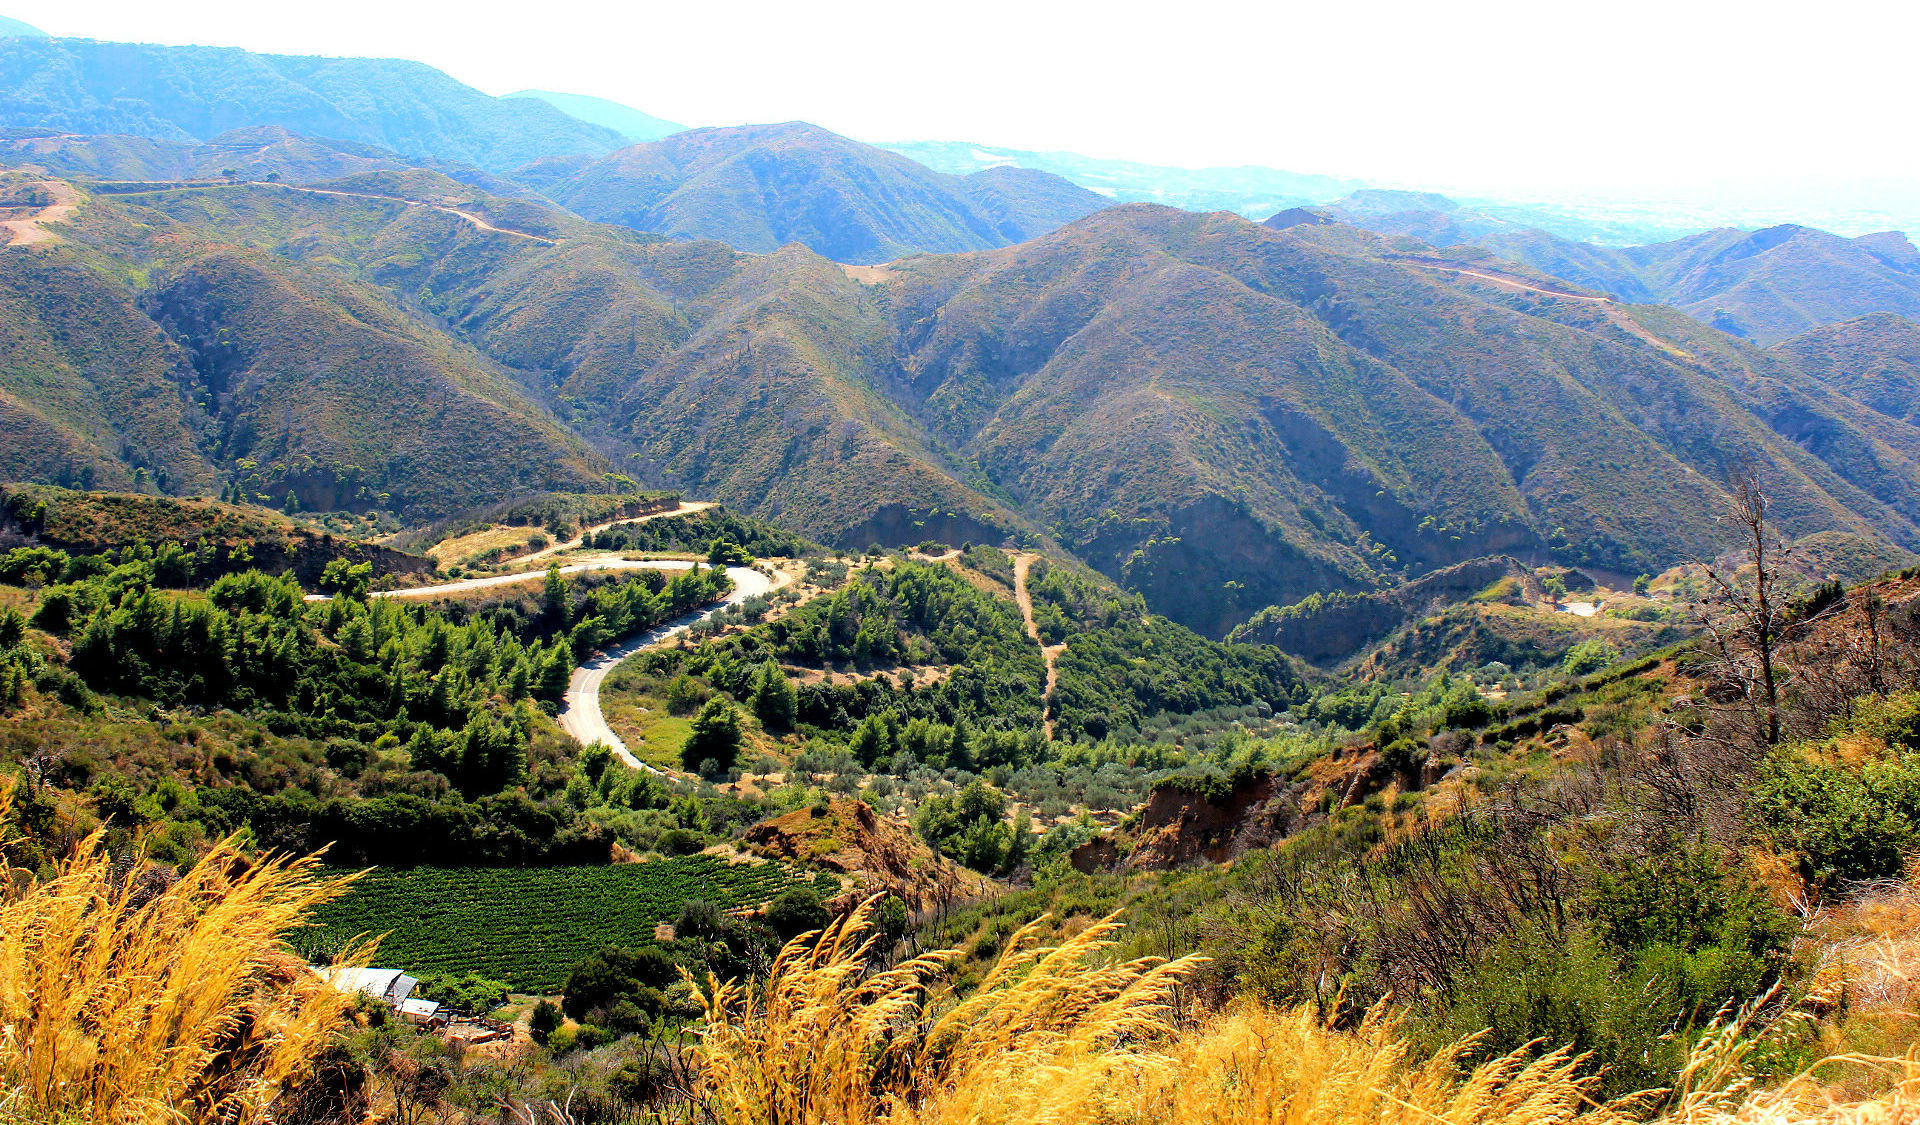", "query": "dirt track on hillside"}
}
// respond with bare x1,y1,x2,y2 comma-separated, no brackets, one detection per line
1012,553,1065,741
0,181,78,247
521,501,715,564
